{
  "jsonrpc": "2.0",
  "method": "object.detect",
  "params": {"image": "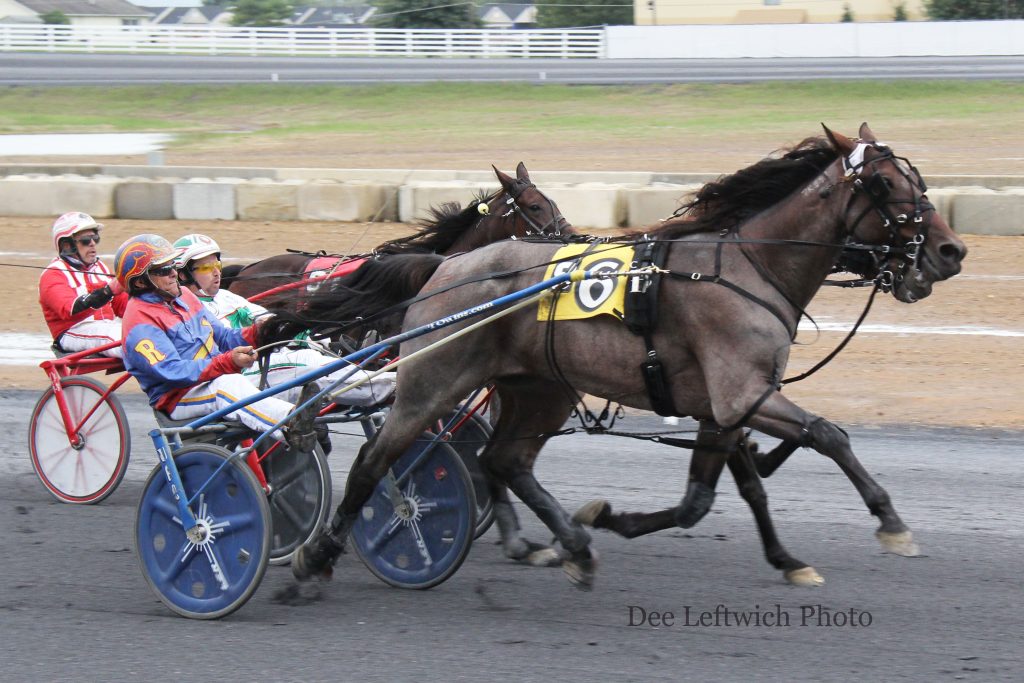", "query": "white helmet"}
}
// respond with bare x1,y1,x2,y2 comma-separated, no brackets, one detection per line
52,212,103,252
173,233,221,268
